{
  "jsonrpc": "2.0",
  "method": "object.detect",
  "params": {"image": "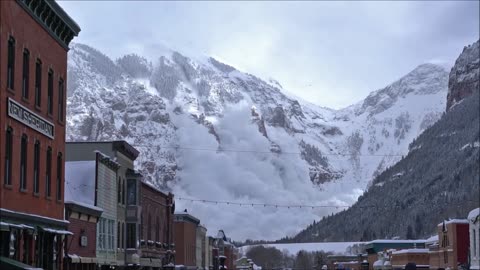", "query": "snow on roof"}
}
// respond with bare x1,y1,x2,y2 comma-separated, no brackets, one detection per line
0,208,69,224
368,239,426,244
65,200,103,212
240,242,362,255
373,260,384,266
425,235,438,244
468,208,480,221
391,248,429,255
437,219,469,226
65,161,96,207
